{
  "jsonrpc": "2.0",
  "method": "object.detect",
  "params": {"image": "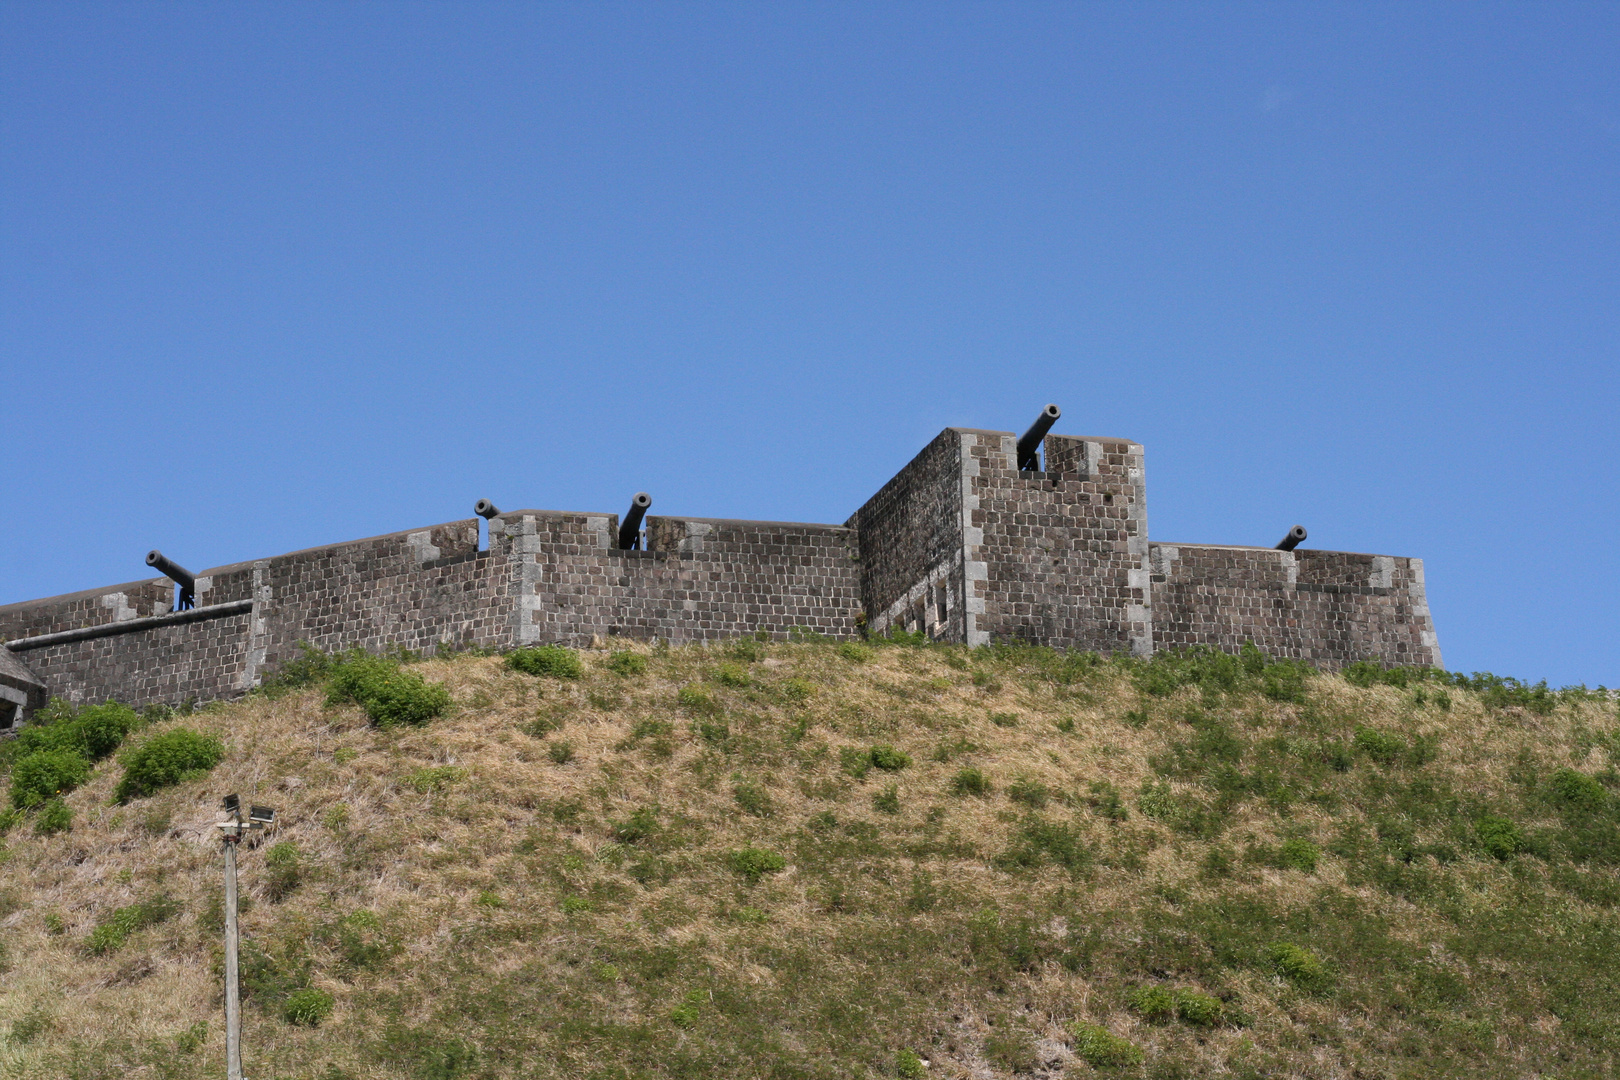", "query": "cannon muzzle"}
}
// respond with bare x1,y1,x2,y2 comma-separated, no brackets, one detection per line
1274,525,1307,552
146,550,197,610
1016,403,1062,472
618,492,652,550
474,499,501,520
